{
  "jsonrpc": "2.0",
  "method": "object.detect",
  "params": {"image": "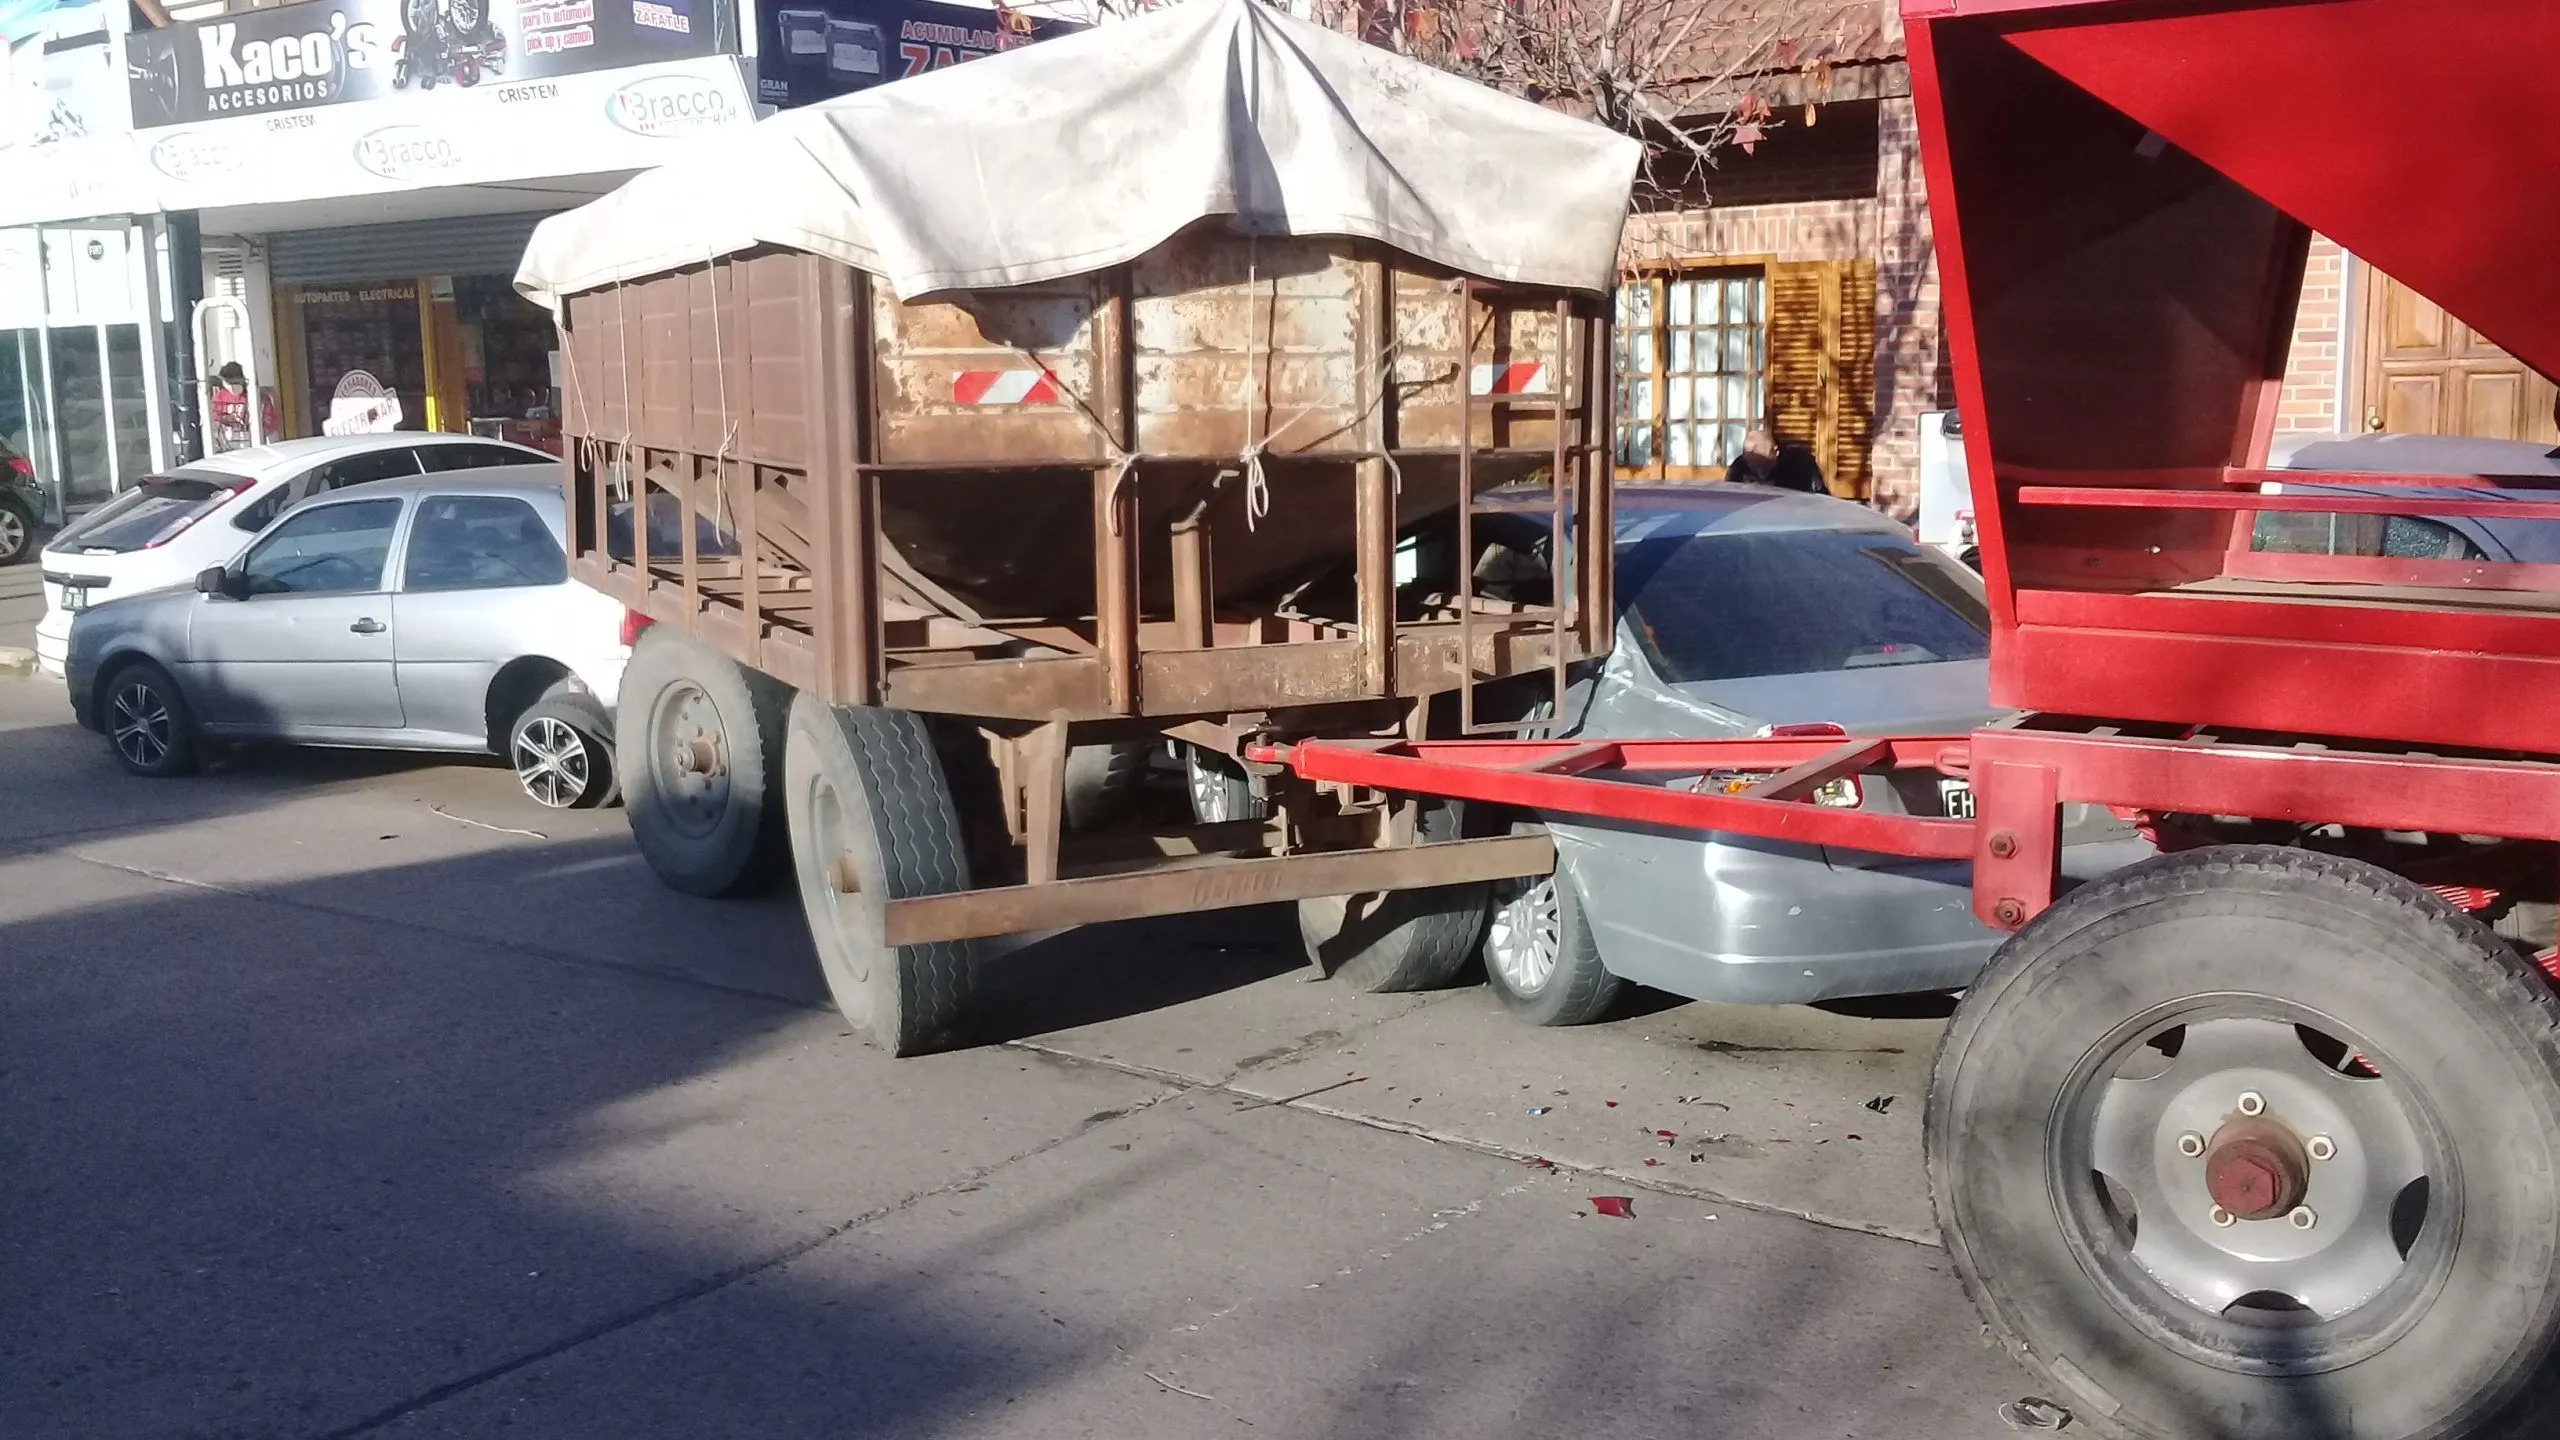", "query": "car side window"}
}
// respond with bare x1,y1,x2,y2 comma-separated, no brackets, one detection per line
308,448,422,492
230,485,291,532
402,495,566,593
238,498,404,596
415,443,538,473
